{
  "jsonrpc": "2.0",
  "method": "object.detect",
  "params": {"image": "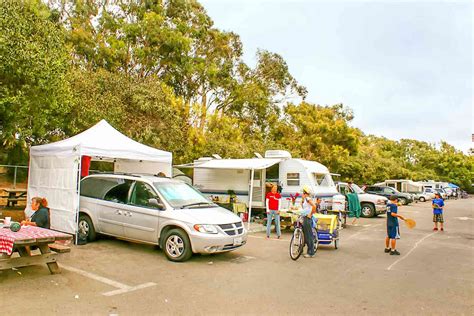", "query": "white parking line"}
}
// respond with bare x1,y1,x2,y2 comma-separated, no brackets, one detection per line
102,282,157,297
386,232,437,271
61,264,156,296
